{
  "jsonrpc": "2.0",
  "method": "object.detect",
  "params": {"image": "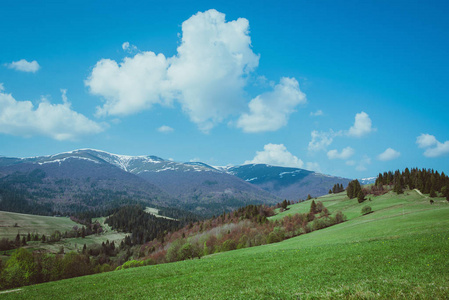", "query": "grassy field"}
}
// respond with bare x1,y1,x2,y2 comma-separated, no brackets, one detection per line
2,190,449,299
0,213,127,257
0,211,79,240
